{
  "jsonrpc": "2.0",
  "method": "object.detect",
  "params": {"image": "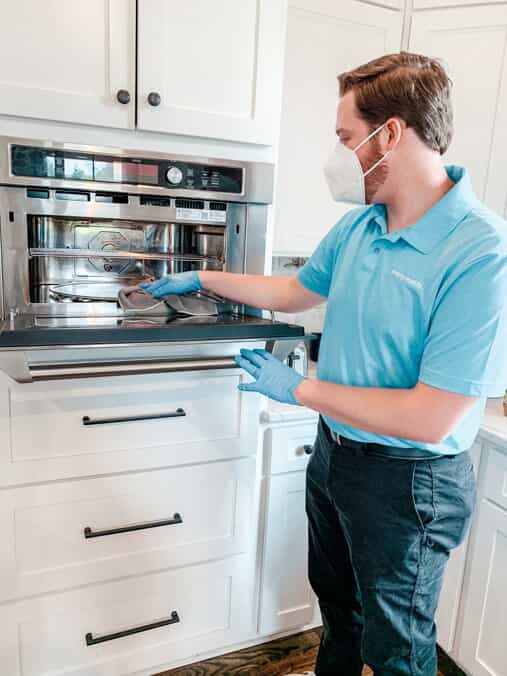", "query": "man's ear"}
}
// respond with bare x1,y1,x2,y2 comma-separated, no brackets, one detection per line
384,117,404,151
